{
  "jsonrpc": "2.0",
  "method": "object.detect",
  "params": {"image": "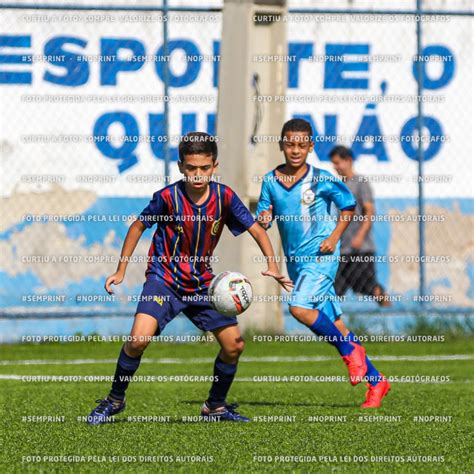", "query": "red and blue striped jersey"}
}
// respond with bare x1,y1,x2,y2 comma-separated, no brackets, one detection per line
138,179,255,294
